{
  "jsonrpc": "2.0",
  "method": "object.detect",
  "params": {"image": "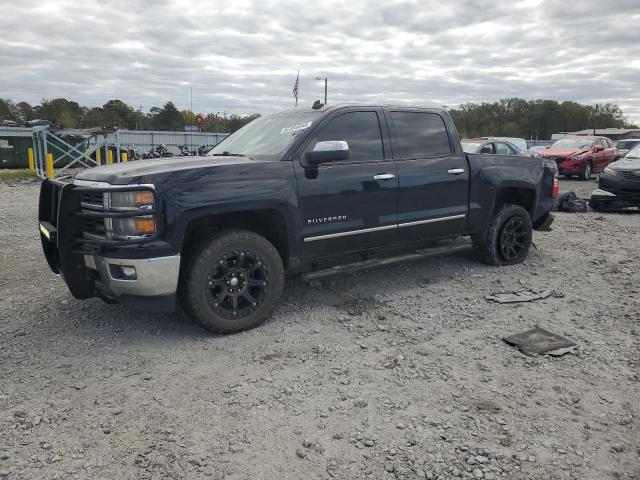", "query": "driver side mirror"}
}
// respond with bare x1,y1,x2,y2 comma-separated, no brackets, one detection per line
305,141,349,166
595,145,605,152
